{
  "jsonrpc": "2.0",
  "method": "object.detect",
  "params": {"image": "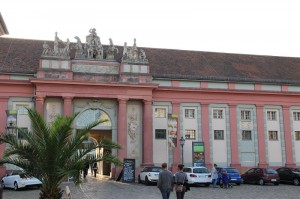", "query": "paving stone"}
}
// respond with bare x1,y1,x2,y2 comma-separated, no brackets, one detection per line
3,174,300,199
